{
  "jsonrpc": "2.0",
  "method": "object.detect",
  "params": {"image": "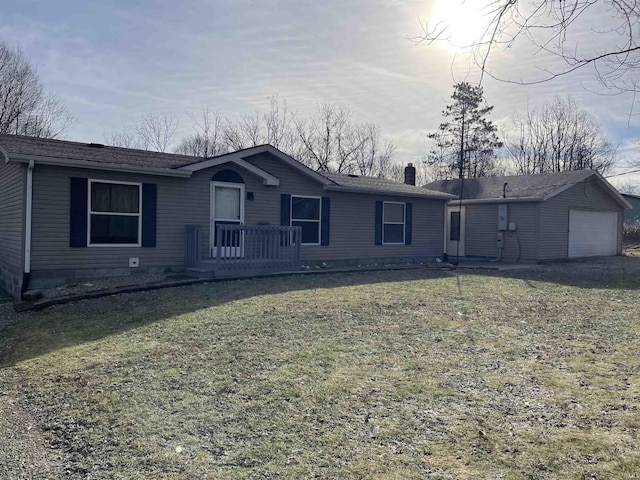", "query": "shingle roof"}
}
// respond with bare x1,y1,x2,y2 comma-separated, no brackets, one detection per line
0,133,202,169
0,134,451,199
322,172,455,198
424,170,597,200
